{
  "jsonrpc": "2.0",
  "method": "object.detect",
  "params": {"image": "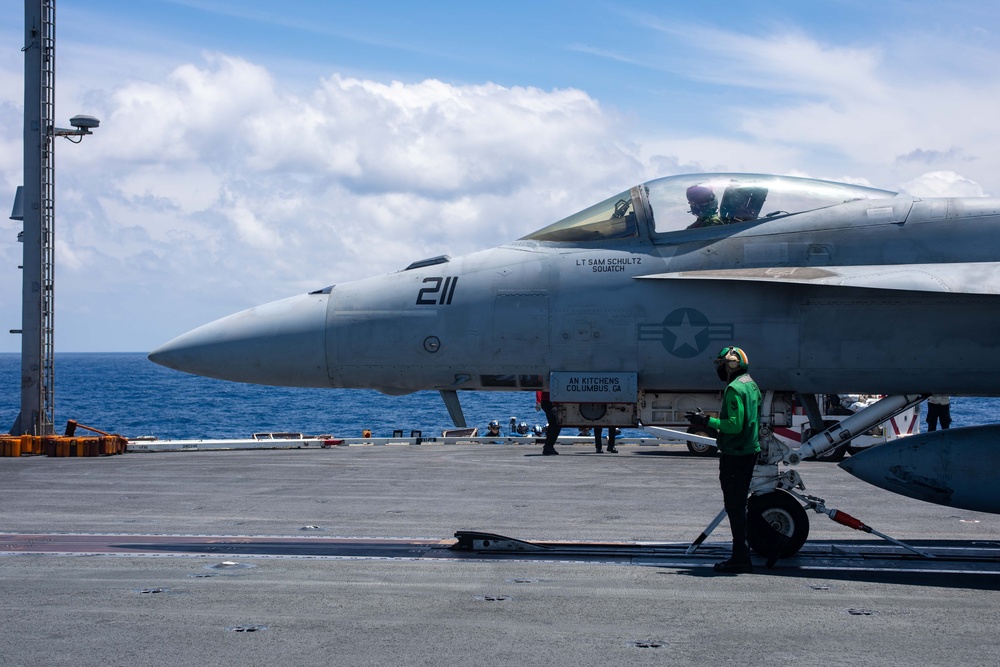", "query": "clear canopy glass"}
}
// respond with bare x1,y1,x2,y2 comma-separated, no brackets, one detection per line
521,173,898,242
520,190,640,242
